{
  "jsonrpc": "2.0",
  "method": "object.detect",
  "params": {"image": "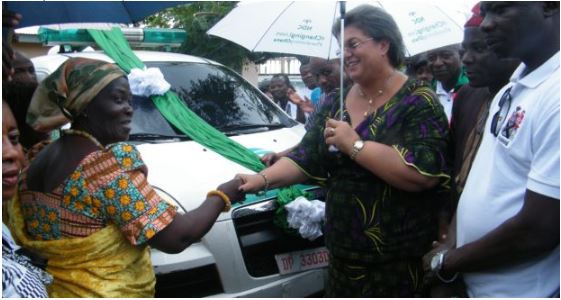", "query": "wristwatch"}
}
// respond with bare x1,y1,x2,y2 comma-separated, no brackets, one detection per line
430,250,447,273
430,249,459,283
350,140,365,160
